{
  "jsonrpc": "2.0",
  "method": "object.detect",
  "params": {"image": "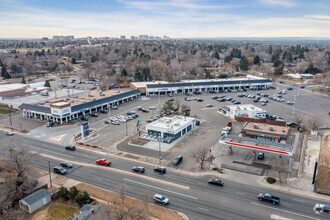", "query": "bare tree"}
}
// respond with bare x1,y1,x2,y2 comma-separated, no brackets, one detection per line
7,140,32,178
292,114,305,127
306,116,323,131
273,159,287,184
137,189,153,212
191,147,209,170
